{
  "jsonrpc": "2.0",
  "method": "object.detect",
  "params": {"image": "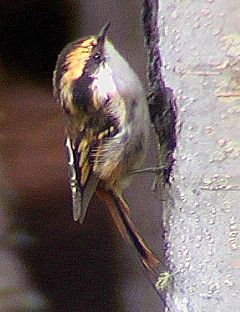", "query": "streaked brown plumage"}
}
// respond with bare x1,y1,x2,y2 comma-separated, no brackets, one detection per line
53,23,159,274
